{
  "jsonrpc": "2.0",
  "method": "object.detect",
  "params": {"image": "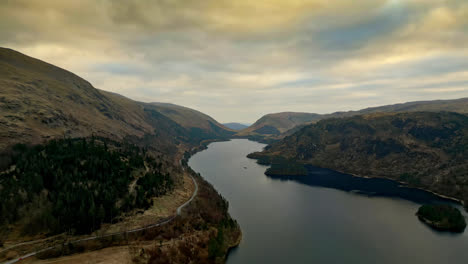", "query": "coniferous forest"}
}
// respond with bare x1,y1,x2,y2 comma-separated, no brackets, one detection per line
0,137,173,235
